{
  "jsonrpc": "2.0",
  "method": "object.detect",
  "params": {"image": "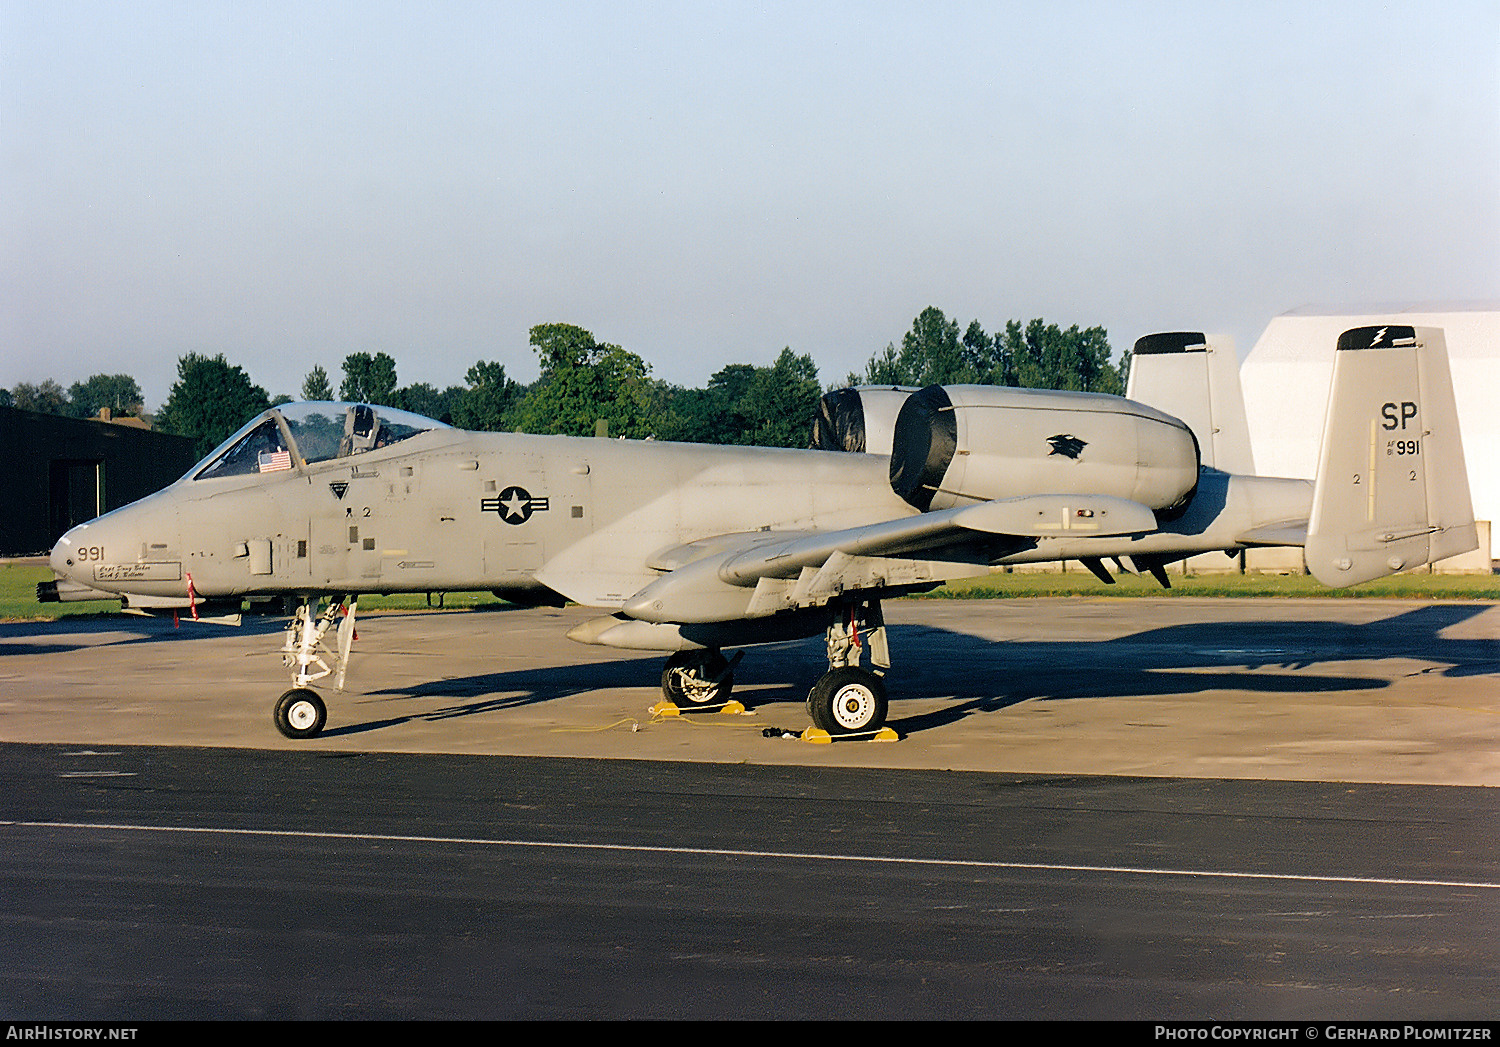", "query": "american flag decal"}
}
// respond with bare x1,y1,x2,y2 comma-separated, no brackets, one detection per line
258,449,293,472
